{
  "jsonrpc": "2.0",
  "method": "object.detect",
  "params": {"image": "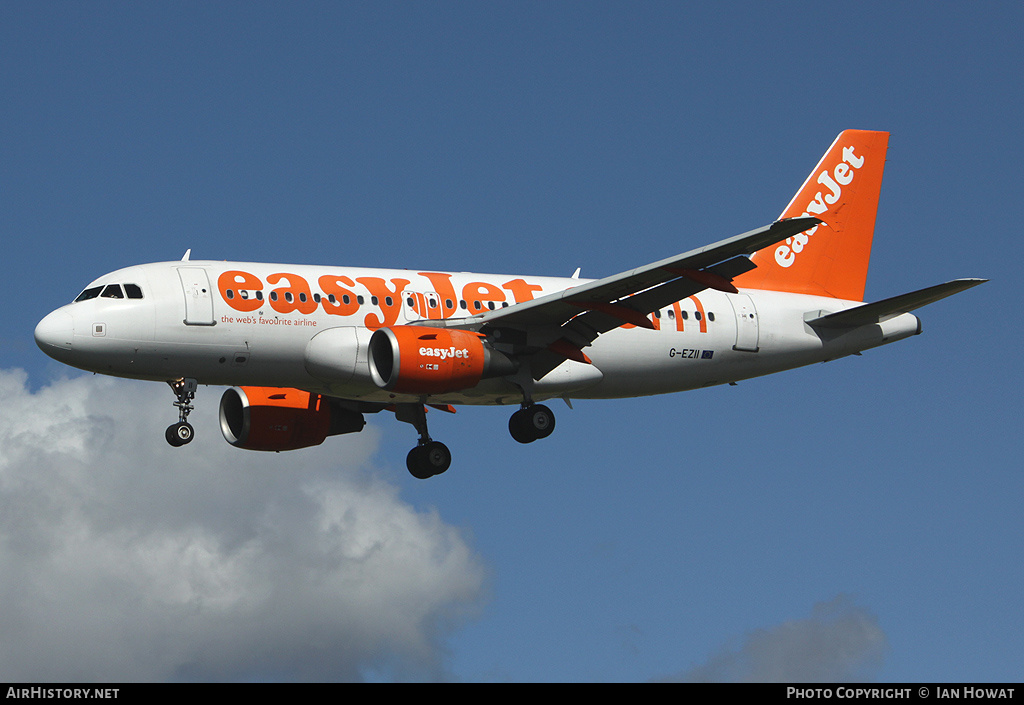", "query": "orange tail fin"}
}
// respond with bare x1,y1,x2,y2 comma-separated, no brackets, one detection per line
733,130,889,301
